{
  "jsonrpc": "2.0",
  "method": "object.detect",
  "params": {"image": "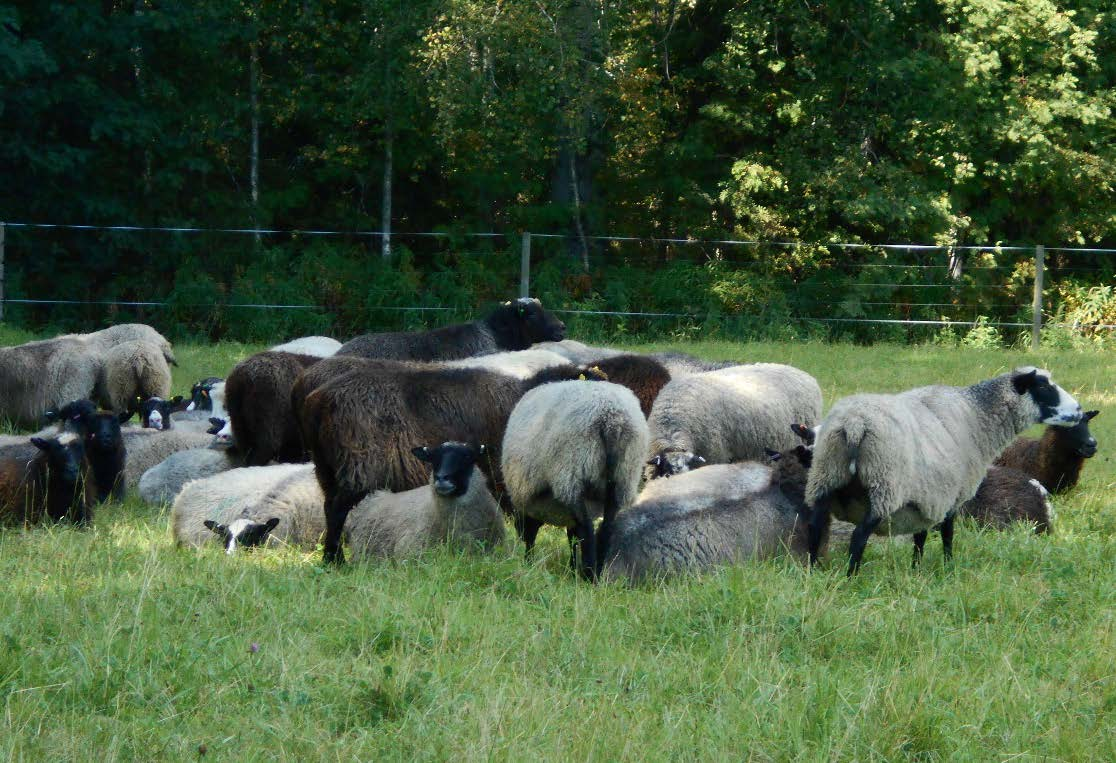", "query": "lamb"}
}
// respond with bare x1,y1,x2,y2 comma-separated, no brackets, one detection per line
138,445,244,505
270,336,342,357
647,363,823,477
0,432,96,526
300,361,603,563
601,445,817,583
588,354,672,416
72,410,128,502
170,463,311,549
122,428,218,488
347,442,504,560
94,340,173,414
225,351,323,465
805,367,1083,575
501,380,649,580
337,297,566,360
994,410,1099,493
958,466,1053,534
